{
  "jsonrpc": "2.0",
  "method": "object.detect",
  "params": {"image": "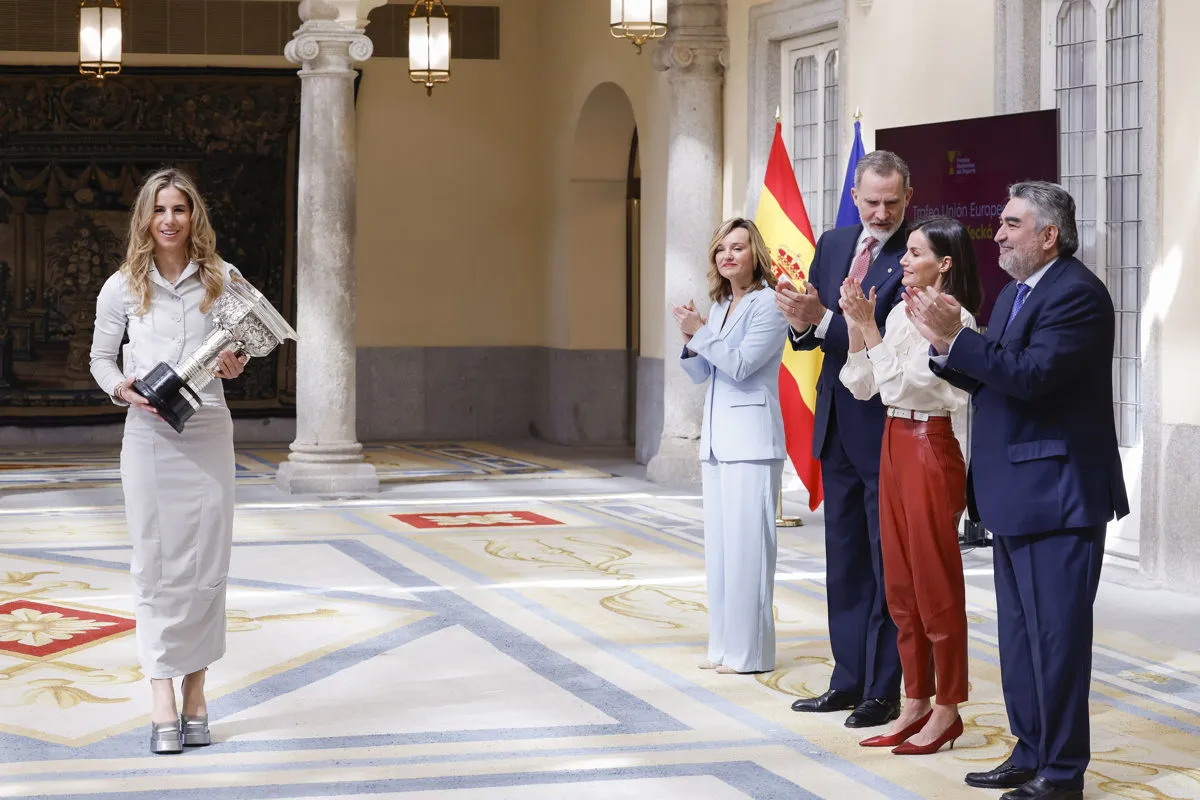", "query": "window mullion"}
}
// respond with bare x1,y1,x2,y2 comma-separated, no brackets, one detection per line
1094,0,1107,278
